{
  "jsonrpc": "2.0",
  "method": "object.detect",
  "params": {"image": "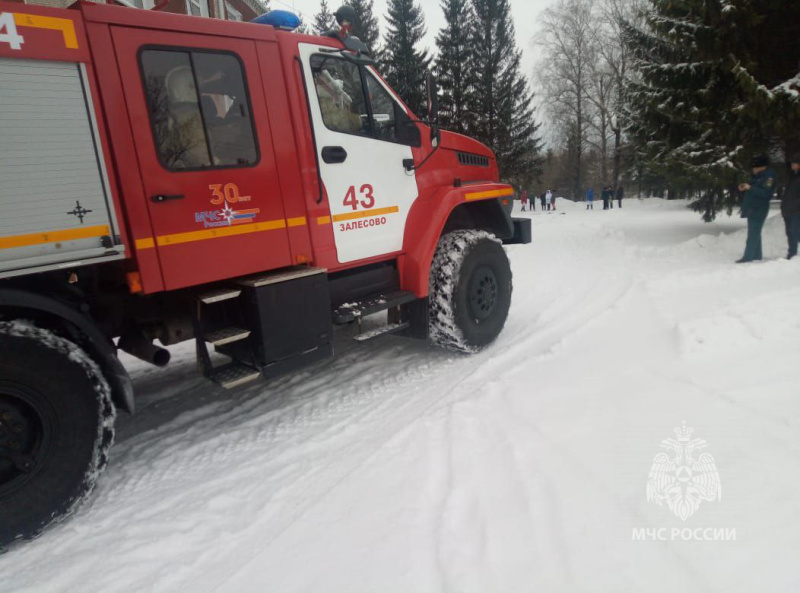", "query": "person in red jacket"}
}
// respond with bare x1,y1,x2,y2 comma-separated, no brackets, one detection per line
521,189,528,211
